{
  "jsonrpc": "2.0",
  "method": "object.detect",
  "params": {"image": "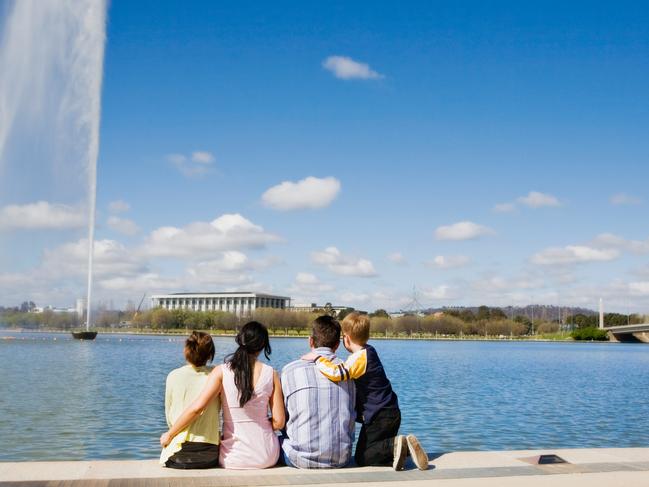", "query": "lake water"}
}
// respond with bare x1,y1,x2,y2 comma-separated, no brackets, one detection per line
1,330,648,461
